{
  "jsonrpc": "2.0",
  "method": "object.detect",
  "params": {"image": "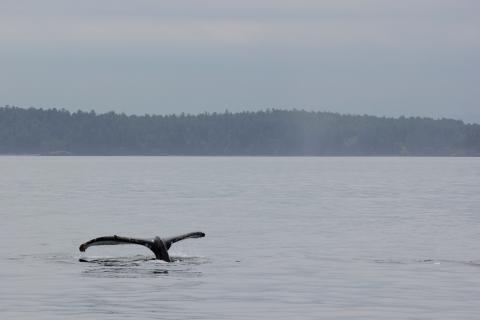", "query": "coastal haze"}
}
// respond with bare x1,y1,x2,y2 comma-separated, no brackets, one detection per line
1,157,480,319
1,107,479,156
1,0,479,122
